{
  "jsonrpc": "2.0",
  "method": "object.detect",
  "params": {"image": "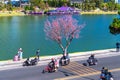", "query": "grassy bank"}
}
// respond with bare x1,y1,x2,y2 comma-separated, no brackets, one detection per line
0,10,118,17
0,11,25,17
81,11,118,15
